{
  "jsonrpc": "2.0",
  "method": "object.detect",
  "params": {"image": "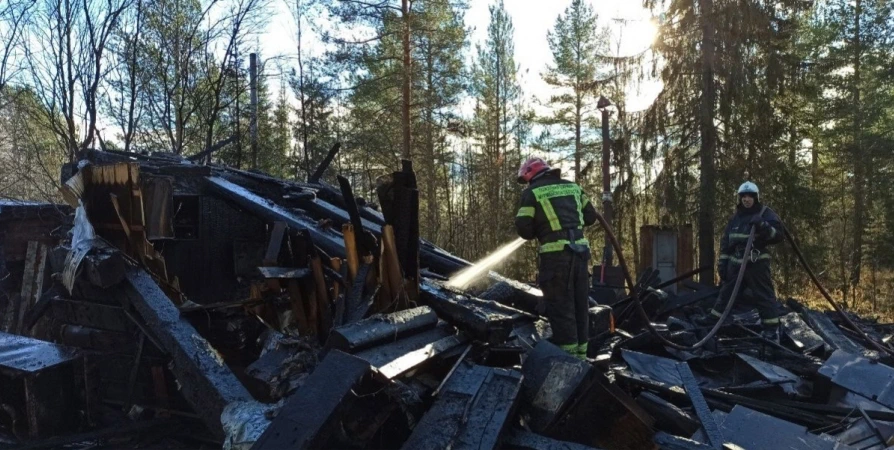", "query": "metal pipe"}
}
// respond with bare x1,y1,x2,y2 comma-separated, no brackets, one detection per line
599,97,613,279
